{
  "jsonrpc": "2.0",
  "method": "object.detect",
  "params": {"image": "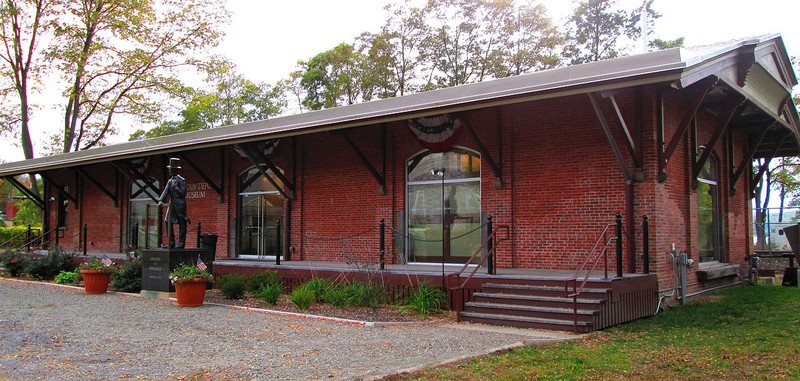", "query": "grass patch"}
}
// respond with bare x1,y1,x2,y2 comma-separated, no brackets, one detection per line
387,285,800,380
